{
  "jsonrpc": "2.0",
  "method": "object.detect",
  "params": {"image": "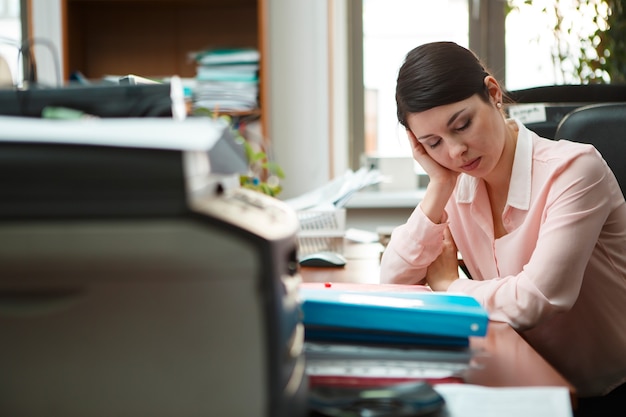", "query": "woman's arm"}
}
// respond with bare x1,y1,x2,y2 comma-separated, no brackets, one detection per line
379,203,449,285
379,130,461,285
407,130,458,224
